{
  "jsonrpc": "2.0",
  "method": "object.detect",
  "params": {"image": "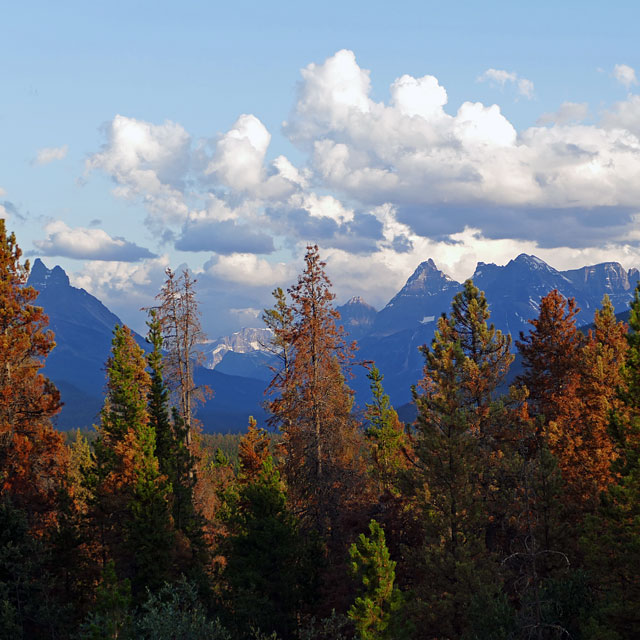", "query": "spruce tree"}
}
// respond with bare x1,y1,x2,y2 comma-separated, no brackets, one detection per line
220,455,318,638
90,325,174,600
364,366,407,495
410,280,523,637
